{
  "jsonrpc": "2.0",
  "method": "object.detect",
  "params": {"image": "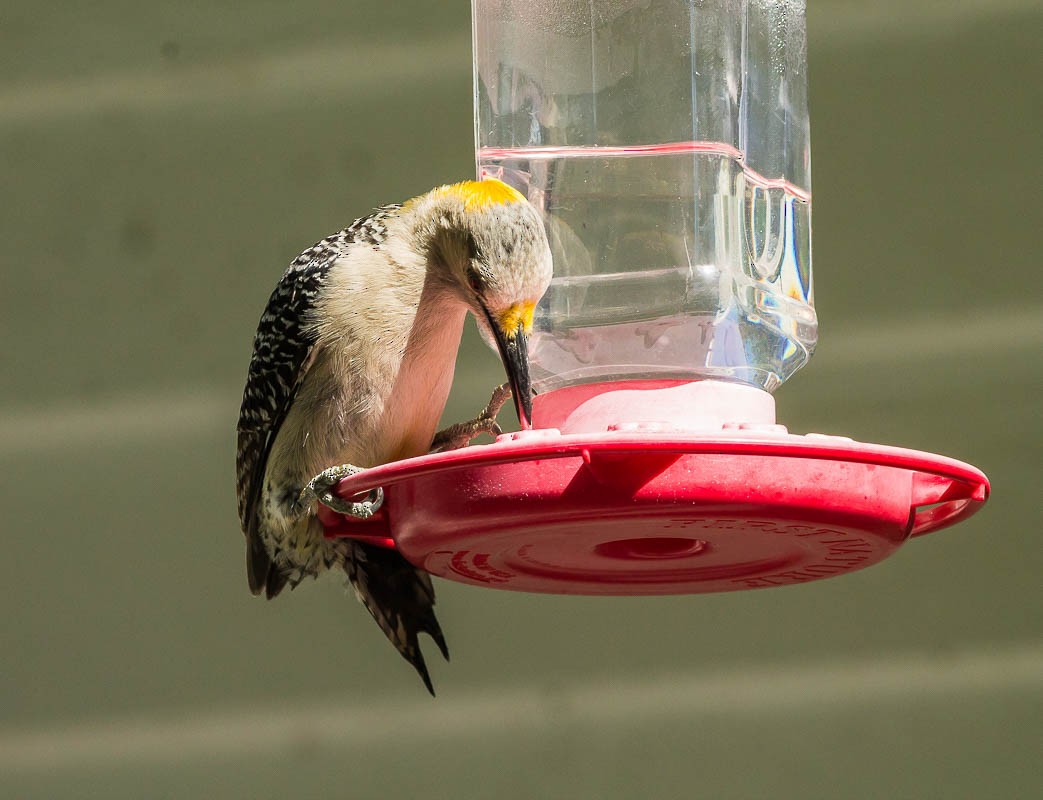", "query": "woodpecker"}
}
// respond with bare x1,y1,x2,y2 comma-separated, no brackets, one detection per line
235,178,553,694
